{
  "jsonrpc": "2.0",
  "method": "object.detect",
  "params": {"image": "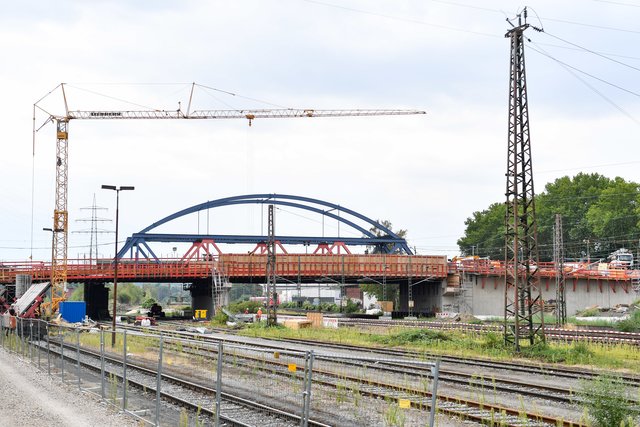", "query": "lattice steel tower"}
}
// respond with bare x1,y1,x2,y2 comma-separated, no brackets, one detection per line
503,8,545,350
553,214,567,326
266,204,278,326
